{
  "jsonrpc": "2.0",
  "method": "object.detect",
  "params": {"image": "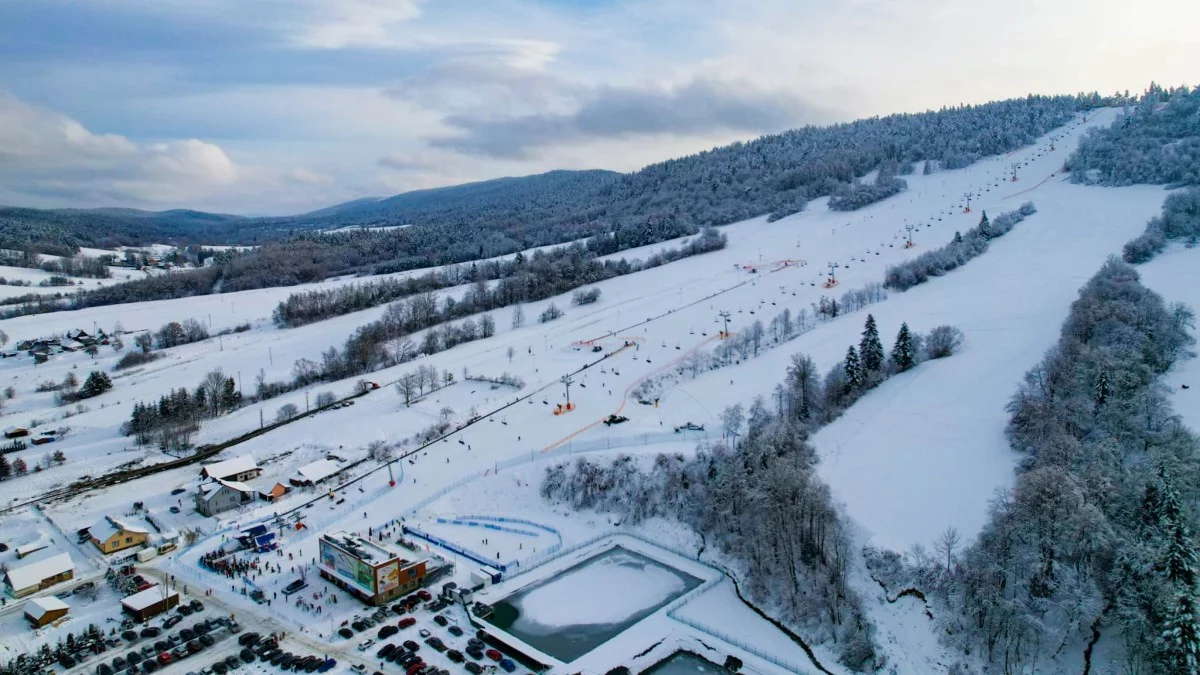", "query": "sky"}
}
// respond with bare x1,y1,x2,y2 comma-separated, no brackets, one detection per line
0,0,1196,216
